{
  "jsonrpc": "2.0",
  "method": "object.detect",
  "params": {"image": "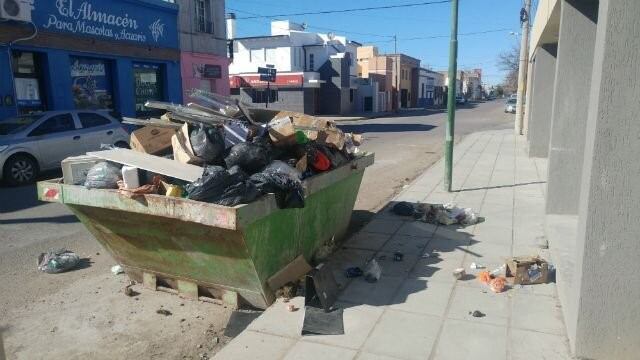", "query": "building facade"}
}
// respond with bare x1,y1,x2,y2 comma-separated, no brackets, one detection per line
524,1,640,359
418,68,445,108
0,0,182,120
356,45,392,112
177,0,229,100
228,20,358,115
462,68,483,100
